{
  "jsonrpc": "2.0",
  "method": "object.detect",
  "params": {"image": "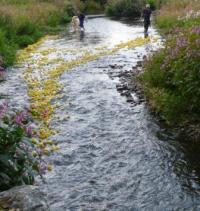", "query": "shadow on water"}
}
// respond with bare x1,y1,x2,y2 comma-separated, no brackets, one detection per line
79,31,85,41
181,142,200,184
155,117,200,189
